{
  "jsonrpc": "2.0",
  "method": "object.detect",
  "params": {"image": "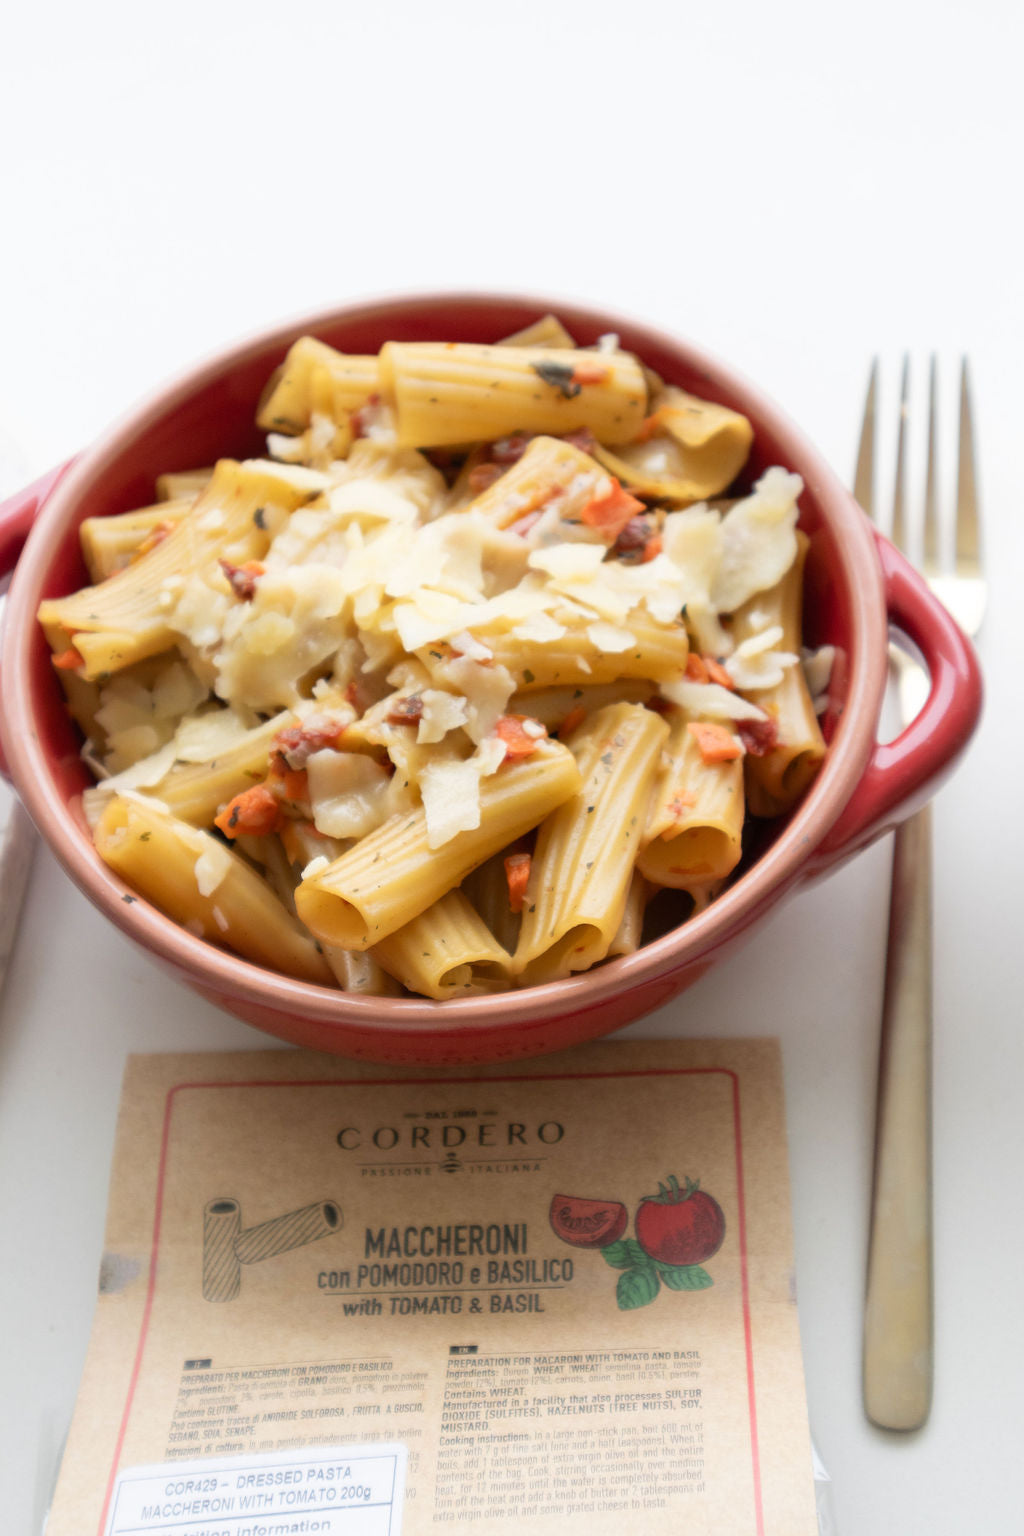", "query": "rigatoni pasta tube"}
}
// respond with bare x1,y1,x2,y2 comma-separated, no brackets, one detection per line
139,712,292,827
594,386,753,505
461,435,609,531
498,313,577,349
80,498,192,583
638,711,745,887
256,336,378,433
323,946,403,996
156,466,214,502
607,872,650,959
93,795,333,985
371,889,512,999
732,534,826,817
481,610,690,691
295,740,582,950
508,681,655,730
460,850,522,955
379,343,647,448
513,703,669,984
38,459,317,680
